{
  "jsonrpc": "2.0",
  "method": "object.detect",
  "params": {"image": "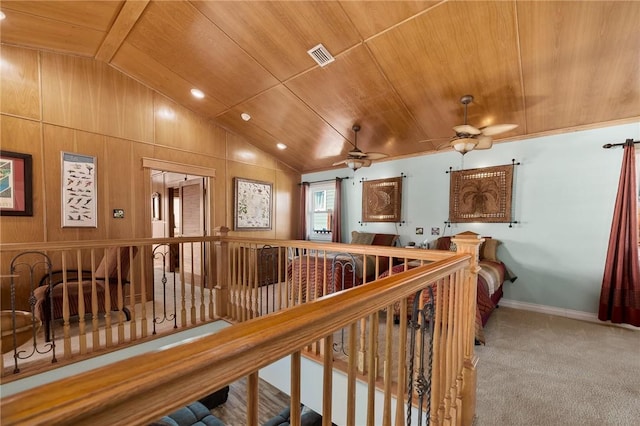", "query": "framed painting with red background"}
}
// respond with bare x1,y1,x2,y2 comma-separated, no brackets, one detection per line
0,150,33,216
